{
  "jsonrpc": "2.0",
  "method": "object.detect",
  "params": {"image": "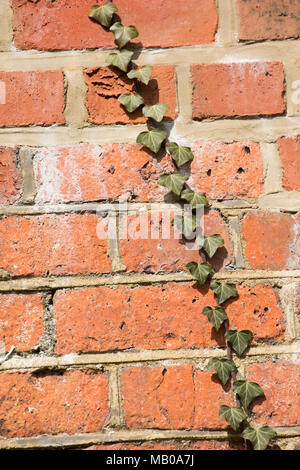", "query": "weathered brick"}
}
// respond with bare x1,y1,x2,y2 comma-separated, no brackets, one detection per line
278,136,300,191
0,293,44,352
0,214,111,277
12,0,217,50
248,361,300,427
85,440,243,450
225,283,284,343
120,365,233,429
0,369,109,438
192,62,285,119
0,71,65,127
54,283,284,354
187,141,263,199
35,144,173,203
241,211,300,270
193,369,235,429
120,210,232,273
0,147,21,204
237,0,300,41
85,66,177,125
